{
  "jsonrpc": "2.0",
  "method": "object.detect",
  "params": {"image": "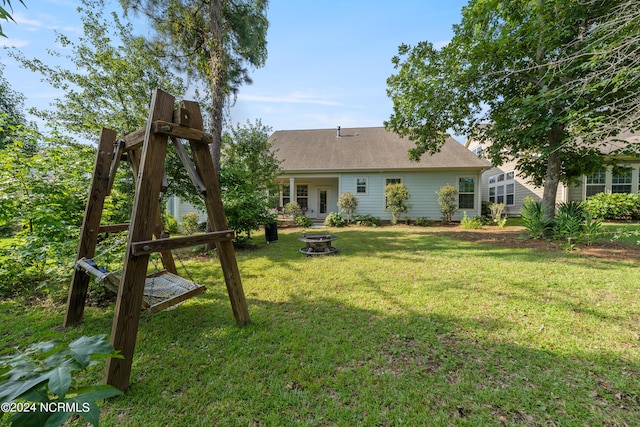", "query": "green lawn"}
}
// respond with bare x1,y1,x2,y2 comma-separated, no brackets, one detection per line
1,226,639,426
